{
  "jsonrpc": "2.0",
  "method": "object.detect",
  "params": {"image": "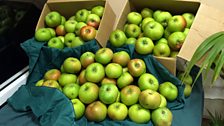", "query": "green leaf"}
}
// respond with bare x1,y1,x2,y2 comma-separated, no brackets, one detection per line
212,50,224,83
